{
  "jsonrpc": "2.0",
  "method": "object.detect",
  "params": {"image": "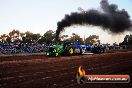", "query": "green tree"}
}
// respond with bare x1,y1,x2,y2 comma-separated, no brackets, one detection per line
0,34,8,42
31,34,41,43
45,30,55,44
120,34,132,48
85,35,100,45
124,35,129,45
9,29,21,42
22,31,33,43
6,36,11,43
61,35,68,41
38,30,55,44
128,35,132,47
68,33,84,44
